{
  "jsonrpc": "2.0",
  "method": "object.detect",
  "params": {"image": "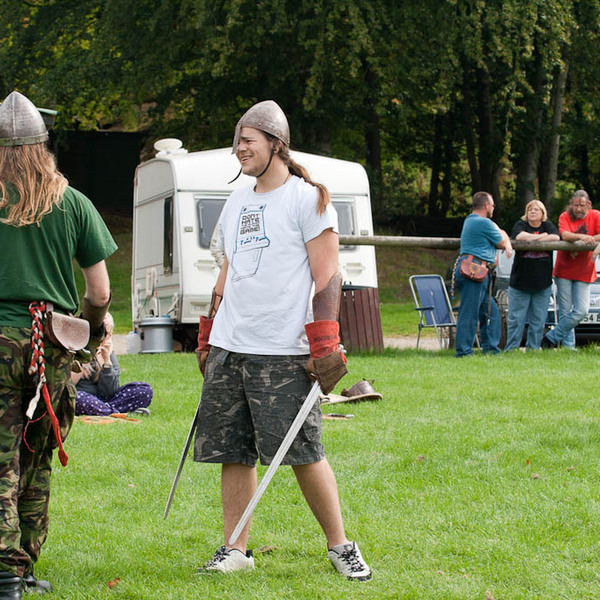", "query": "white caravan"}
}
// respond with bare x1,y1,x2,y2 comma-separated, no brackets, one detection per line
132,140,378,349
